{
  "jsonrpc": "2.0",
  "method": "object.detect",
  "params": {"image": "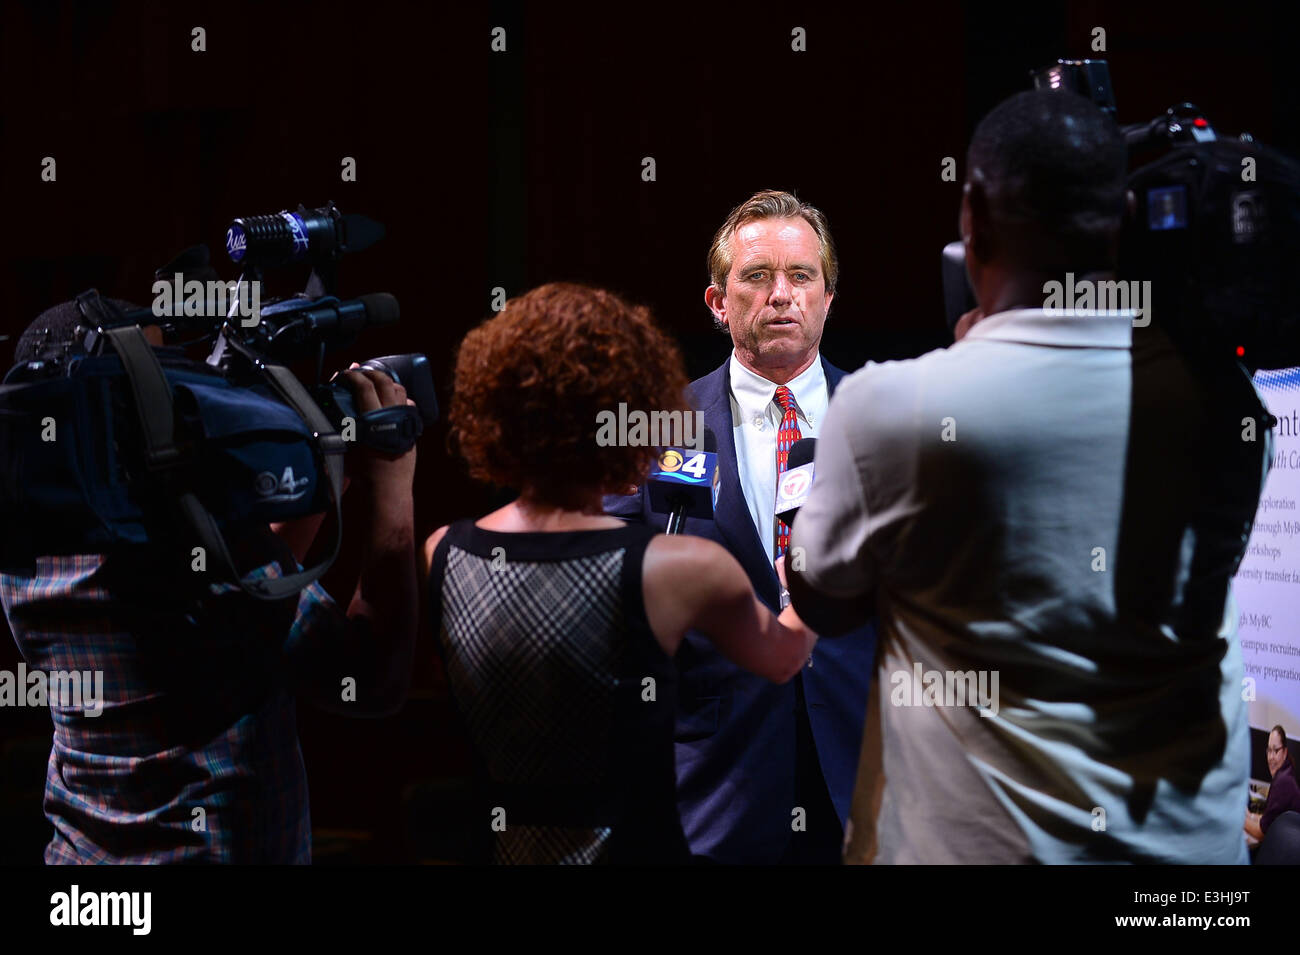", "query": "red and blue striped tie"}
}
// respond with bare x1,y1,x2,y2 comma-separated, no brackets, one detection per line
774,385,802,558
